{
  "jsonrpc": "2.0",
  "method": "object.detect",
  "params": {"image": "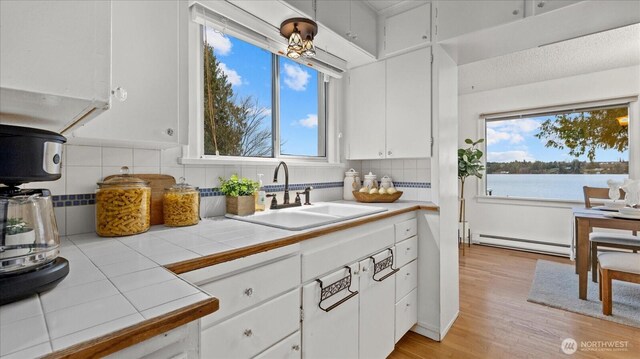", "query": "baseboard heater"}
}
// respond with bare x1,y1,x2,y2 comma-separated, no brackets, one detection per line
477,234,570,257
